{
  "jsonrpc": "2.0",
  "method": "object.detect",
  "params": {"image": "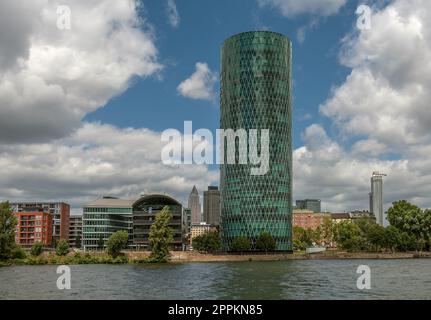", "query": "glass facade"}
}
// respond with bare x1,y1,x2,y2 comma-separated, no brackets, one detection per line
220,31,293,251
82,207,133,250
